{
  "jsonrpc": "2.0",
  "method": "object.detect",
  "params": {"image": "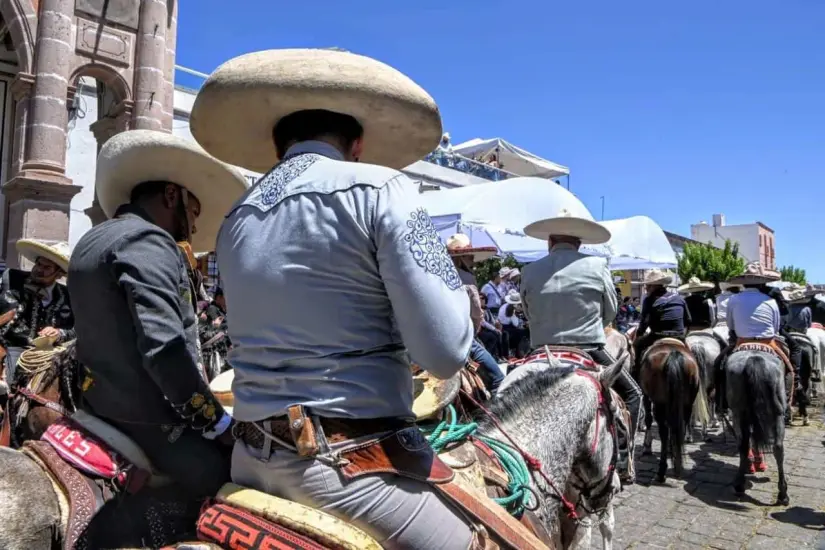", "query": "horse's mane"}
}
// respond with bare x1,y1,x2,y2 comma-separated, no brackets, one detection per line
477,366,576,425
